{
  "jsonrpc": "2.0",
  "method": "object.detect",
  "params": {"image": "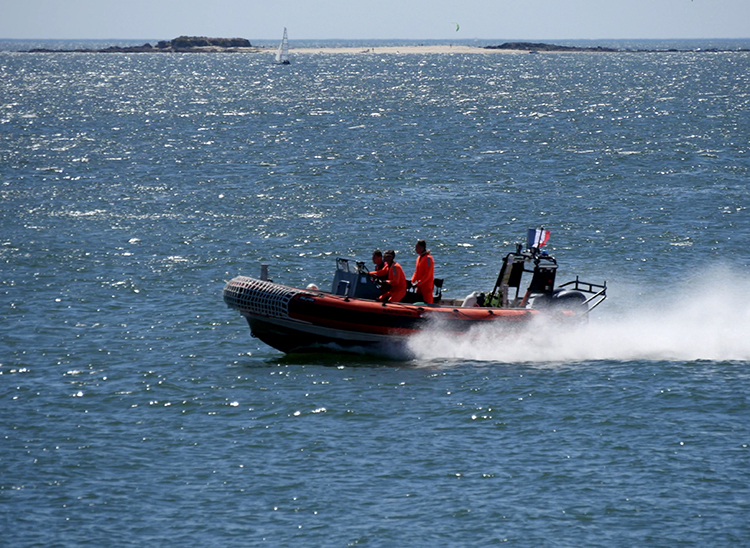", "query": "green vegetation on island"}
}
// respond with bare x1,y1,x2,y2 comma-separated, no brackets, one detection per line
27,36,257,53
